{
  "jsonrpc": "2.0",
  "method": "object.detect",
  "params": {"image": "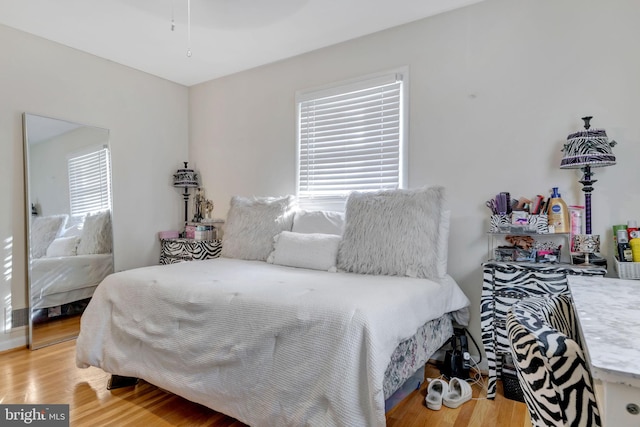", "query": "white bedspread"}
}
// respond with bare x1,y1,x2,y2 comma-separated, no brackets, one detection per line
76,258,470,427
31,253,113,309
